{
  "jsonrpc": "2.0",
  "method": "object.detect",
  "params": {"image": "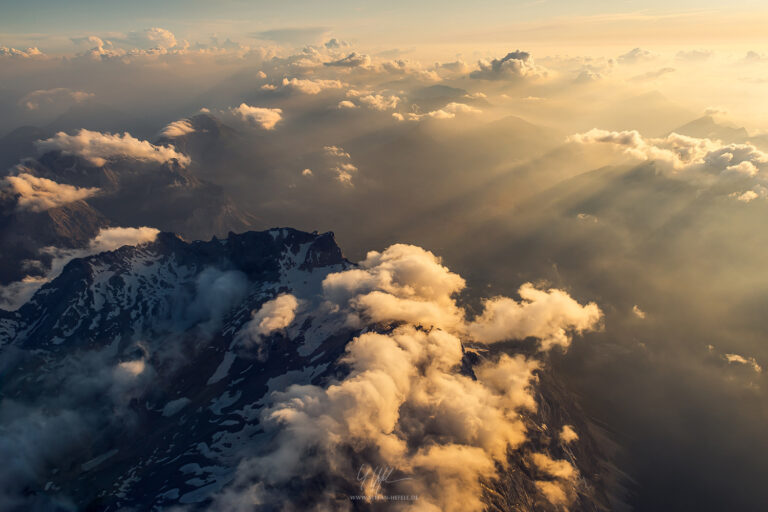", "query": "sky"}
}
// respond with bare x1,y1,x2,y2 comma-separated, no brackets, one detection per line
4,0,768,57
